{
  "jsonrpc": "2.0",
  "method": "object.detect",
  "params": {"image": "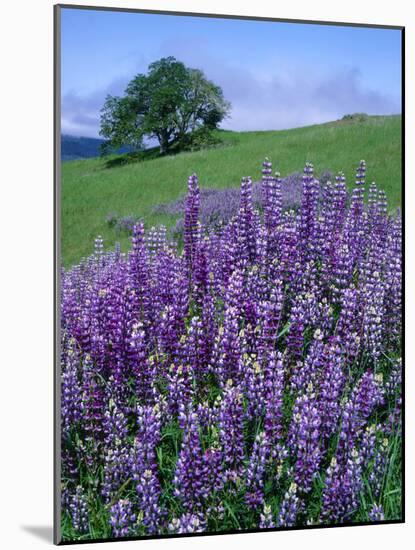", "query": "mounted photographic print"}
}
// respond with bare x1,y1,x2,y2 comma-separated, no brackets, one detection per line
54,4,404,545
